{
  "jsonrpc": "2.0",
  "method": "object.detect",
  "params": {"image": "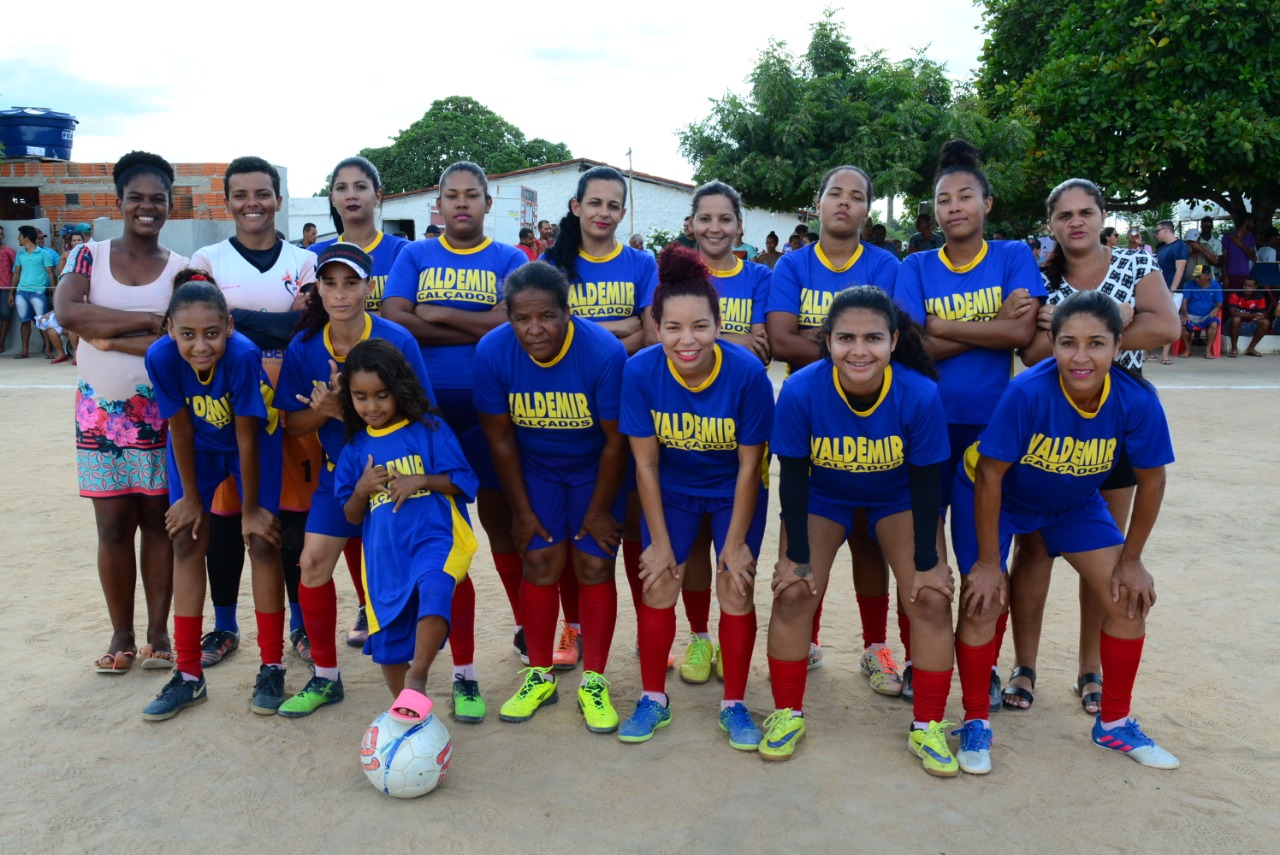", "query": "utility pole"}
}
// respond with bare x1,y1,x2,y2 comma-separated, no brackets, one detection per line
626,148,635,241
